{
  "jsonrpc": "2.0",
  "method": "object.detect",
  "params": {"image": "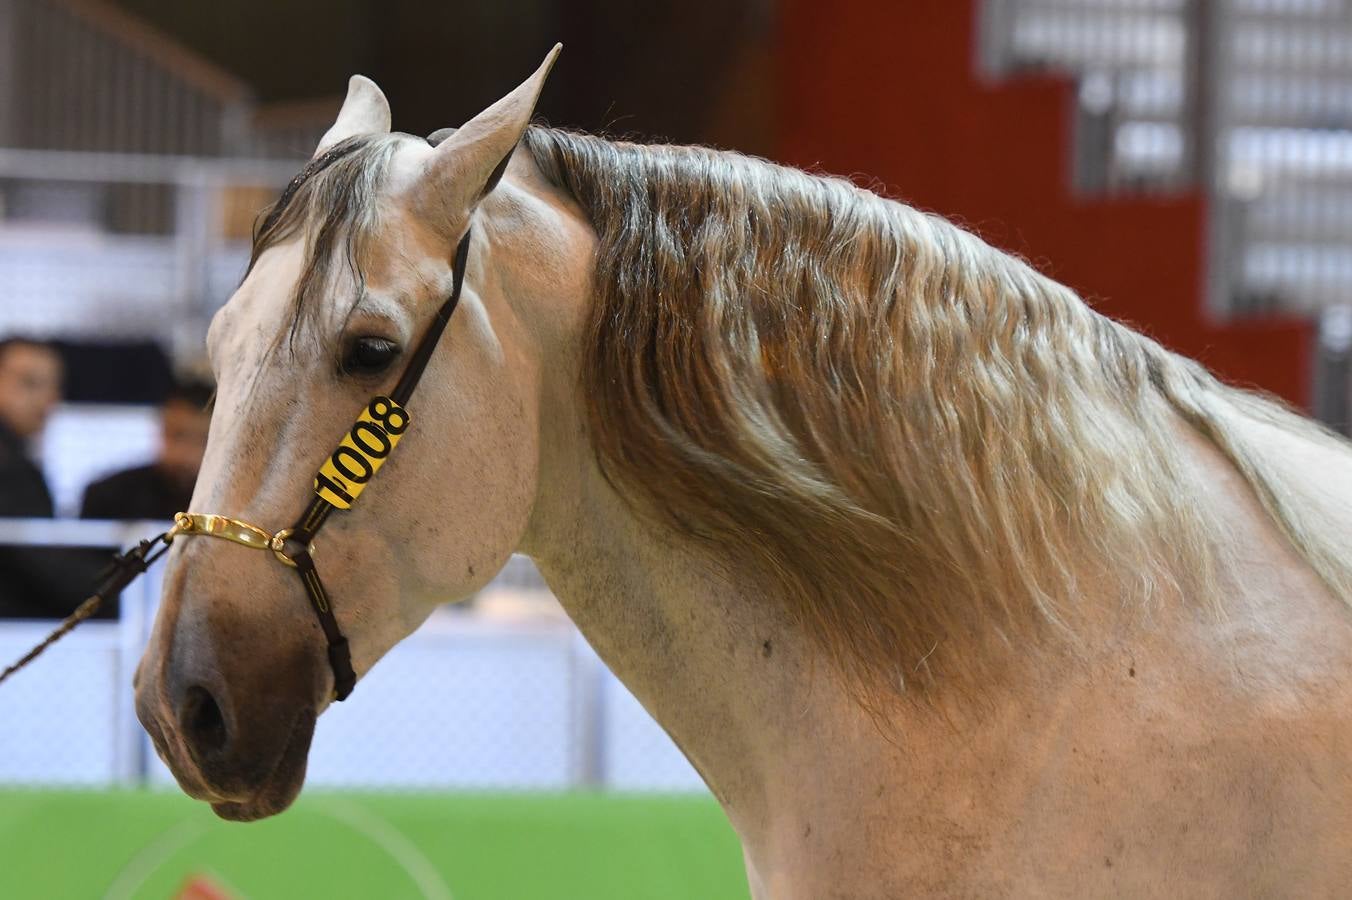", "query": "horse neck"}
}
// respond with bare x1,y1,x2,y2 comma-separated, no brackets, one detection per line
505,183,993,830
525,454,835,823
523,450,1115,844
515,297,1230,863
502,171,1096,831
519,384,1006,842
